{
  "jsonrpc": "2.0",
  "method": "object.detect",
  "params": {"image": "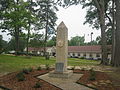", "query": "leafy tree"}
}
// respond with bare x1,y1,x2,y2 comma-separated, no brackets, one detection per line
25,0,38,55
0,35,7,54
36,0,58,57
69,36,85,46
86,40,98,45
29,33,44,48
82,0,109,65
8,36,26,52
47,36,56,47
112,0,120,67
96,29,112,45
0,0,34,55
